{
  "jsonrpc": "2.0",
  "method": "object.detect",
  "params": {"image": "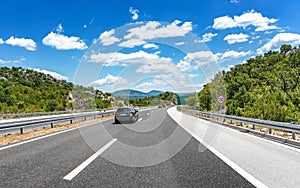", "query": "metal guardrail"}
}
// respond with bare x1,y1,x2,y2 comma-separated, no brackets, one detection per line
0,109,112,119
178,108,300,140
0,110,115,134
